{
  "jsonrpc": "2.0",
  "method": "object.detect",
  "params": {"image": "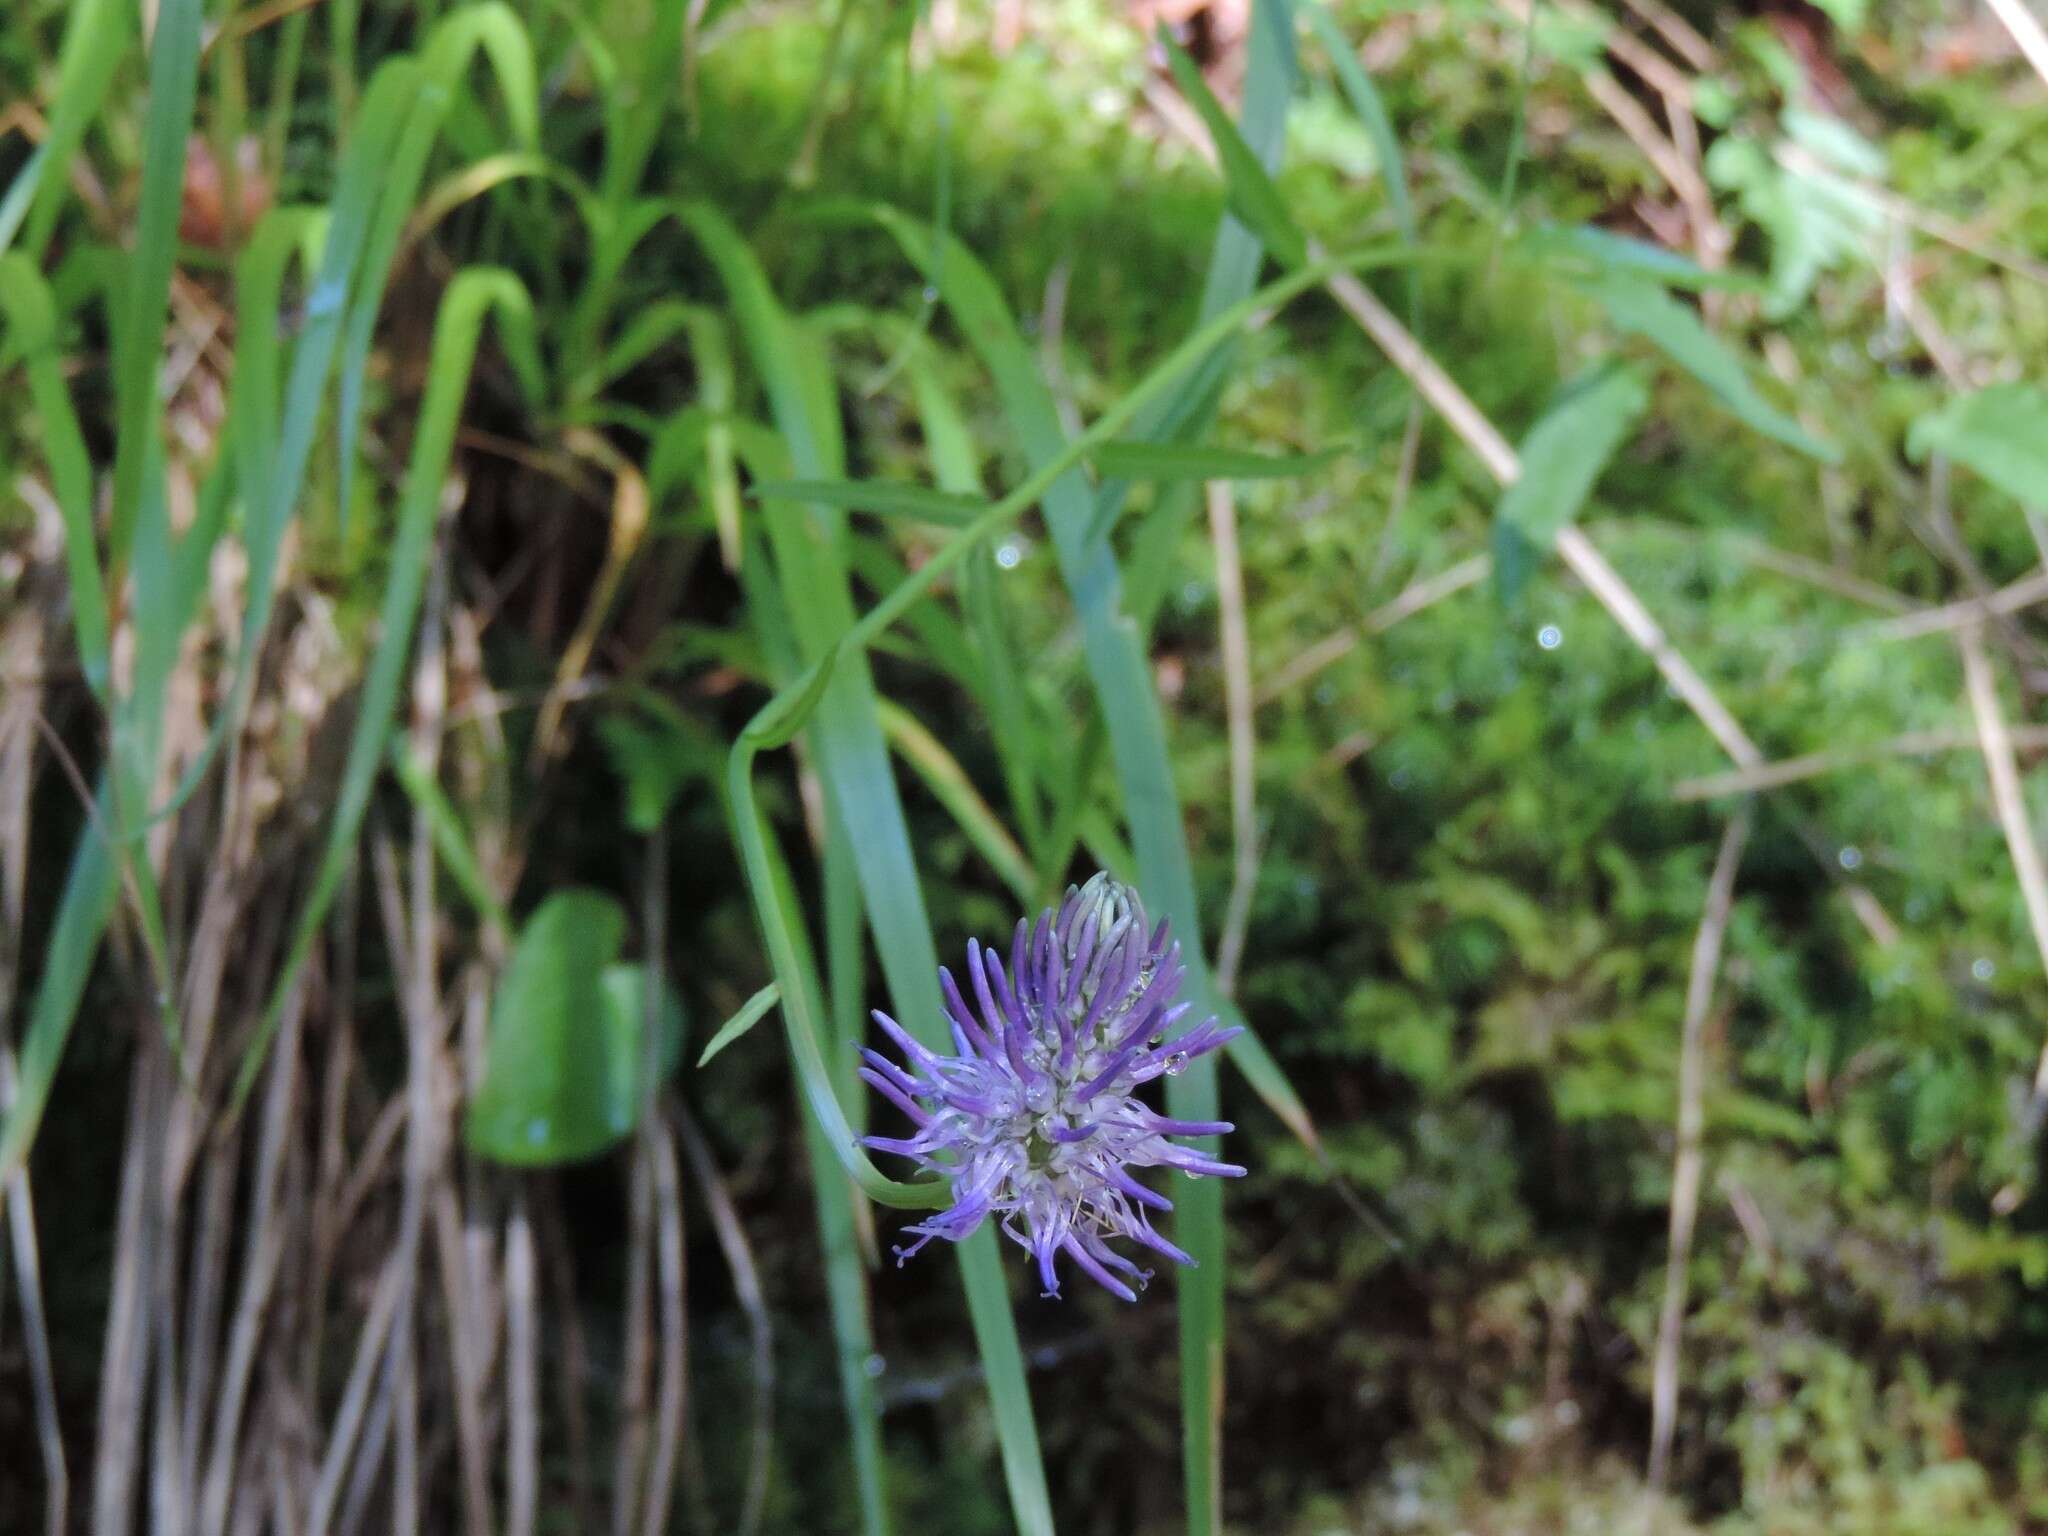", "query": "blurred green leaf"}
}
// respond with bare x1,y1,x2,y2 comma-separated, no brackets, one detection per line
697,983,781,1069
1159,27,1307,271
1581,271,1836,460
1908,384,2048,507
466,890,634,1166
1090,440,1344,481
1302,2,1414,247
597,708,711,834
1494,364,1649,603
751,478,983,525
